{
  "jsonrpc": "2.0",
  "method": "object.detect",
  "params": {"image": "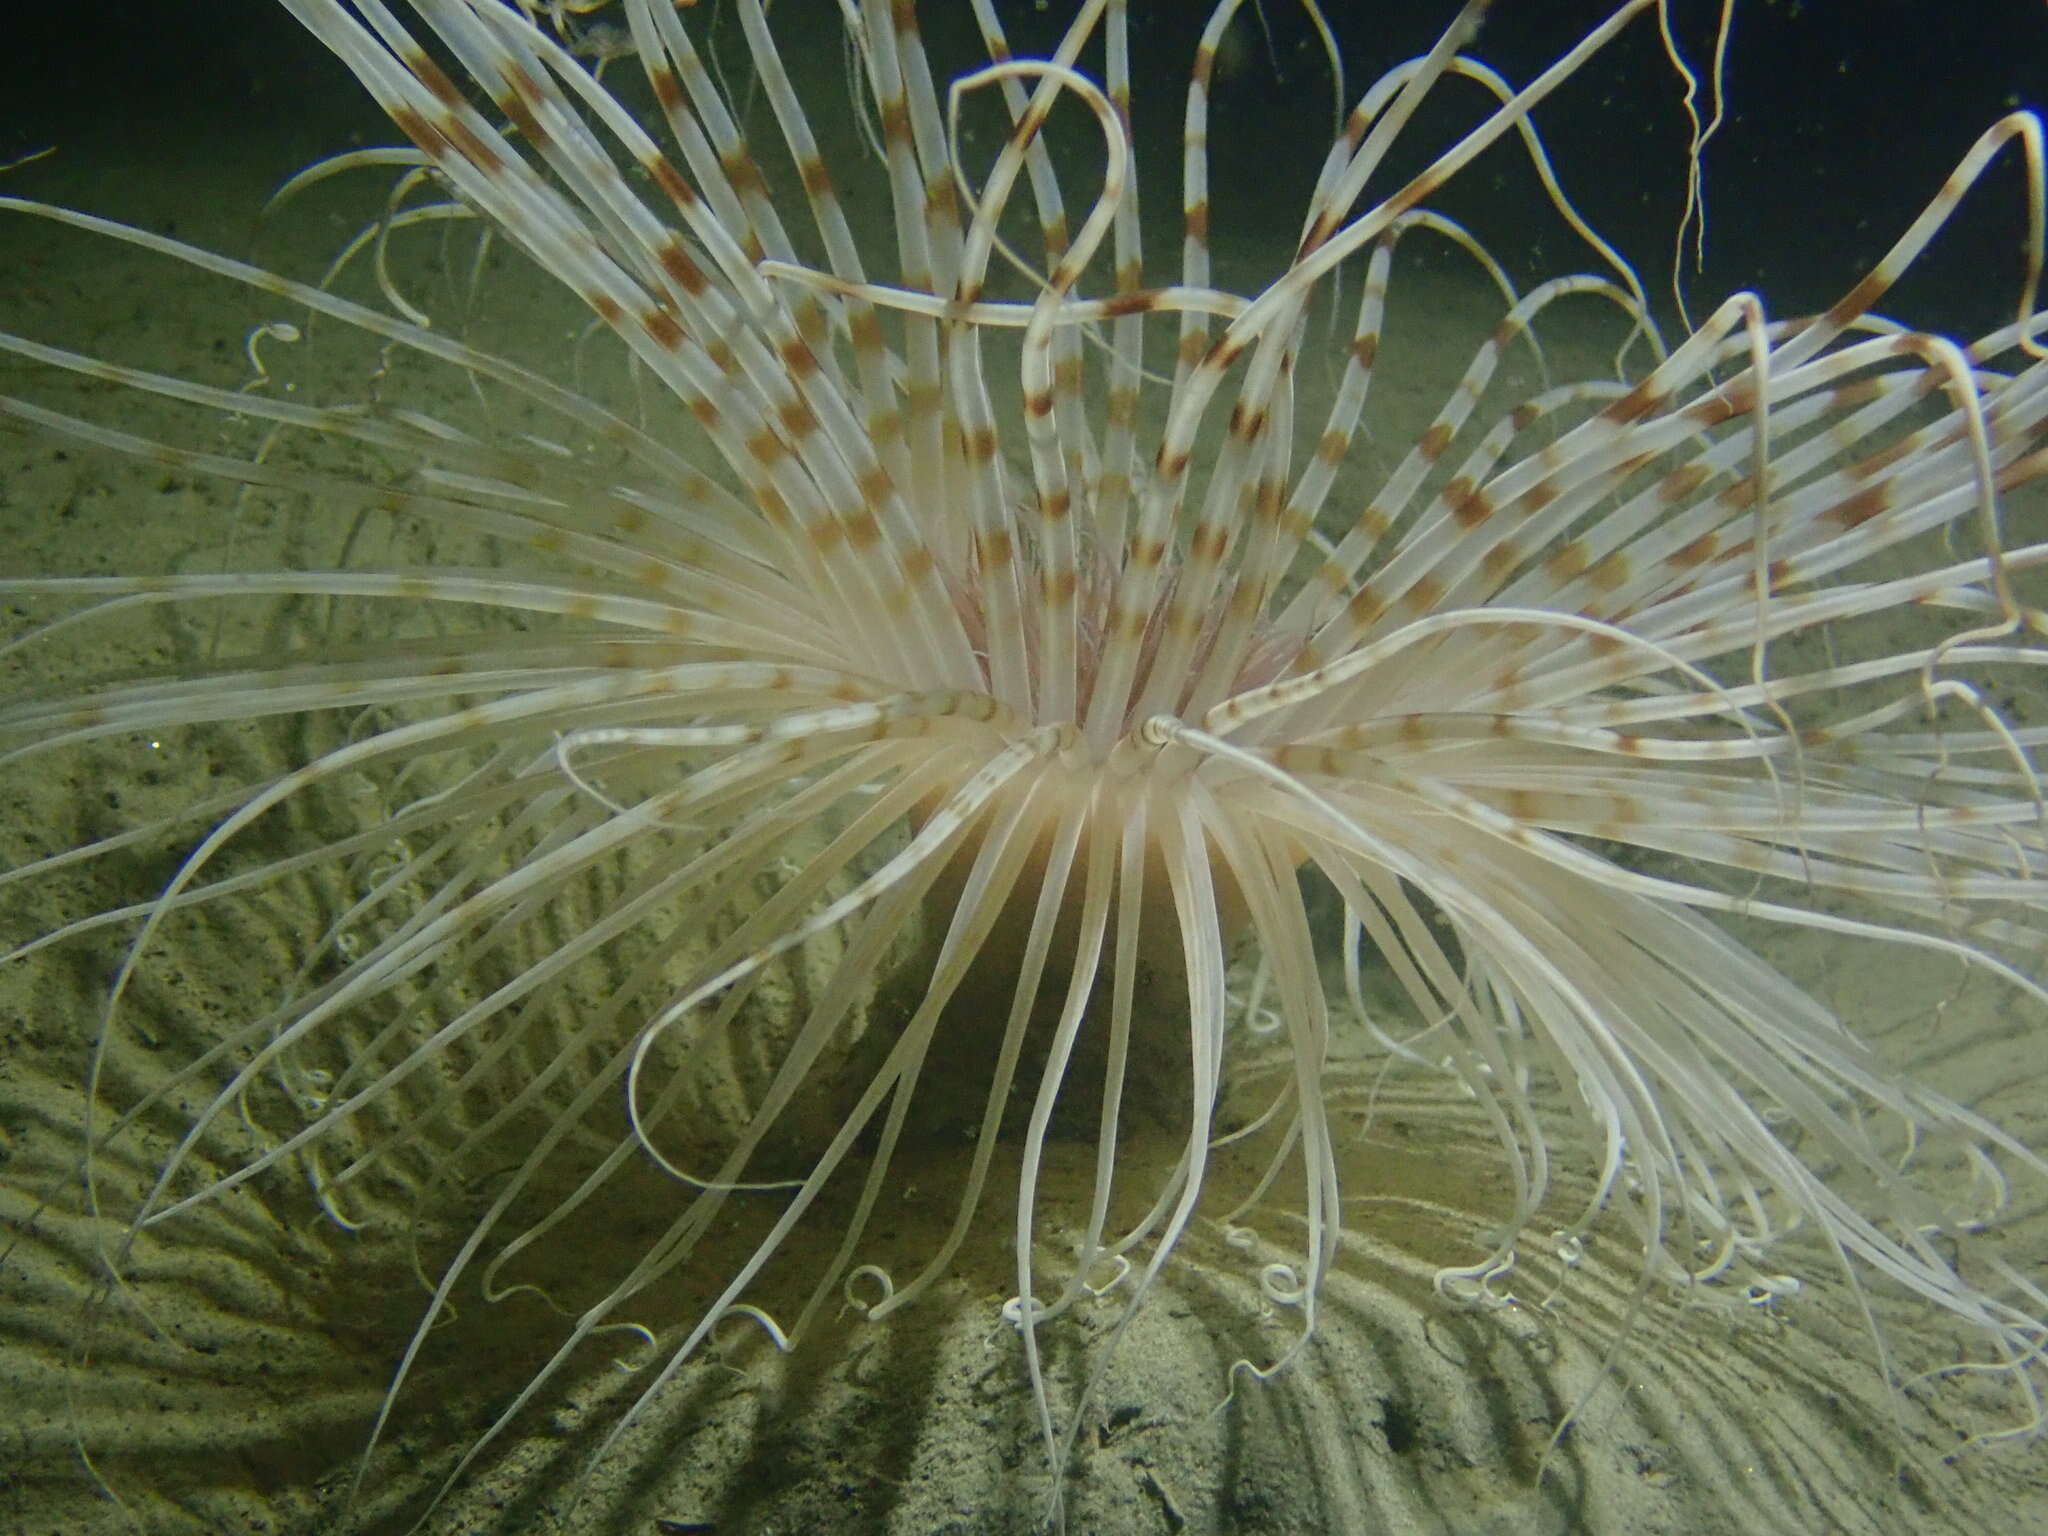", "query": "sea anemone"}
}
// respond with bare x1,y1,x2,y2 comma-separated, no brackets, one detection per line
4,1,2048,1531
